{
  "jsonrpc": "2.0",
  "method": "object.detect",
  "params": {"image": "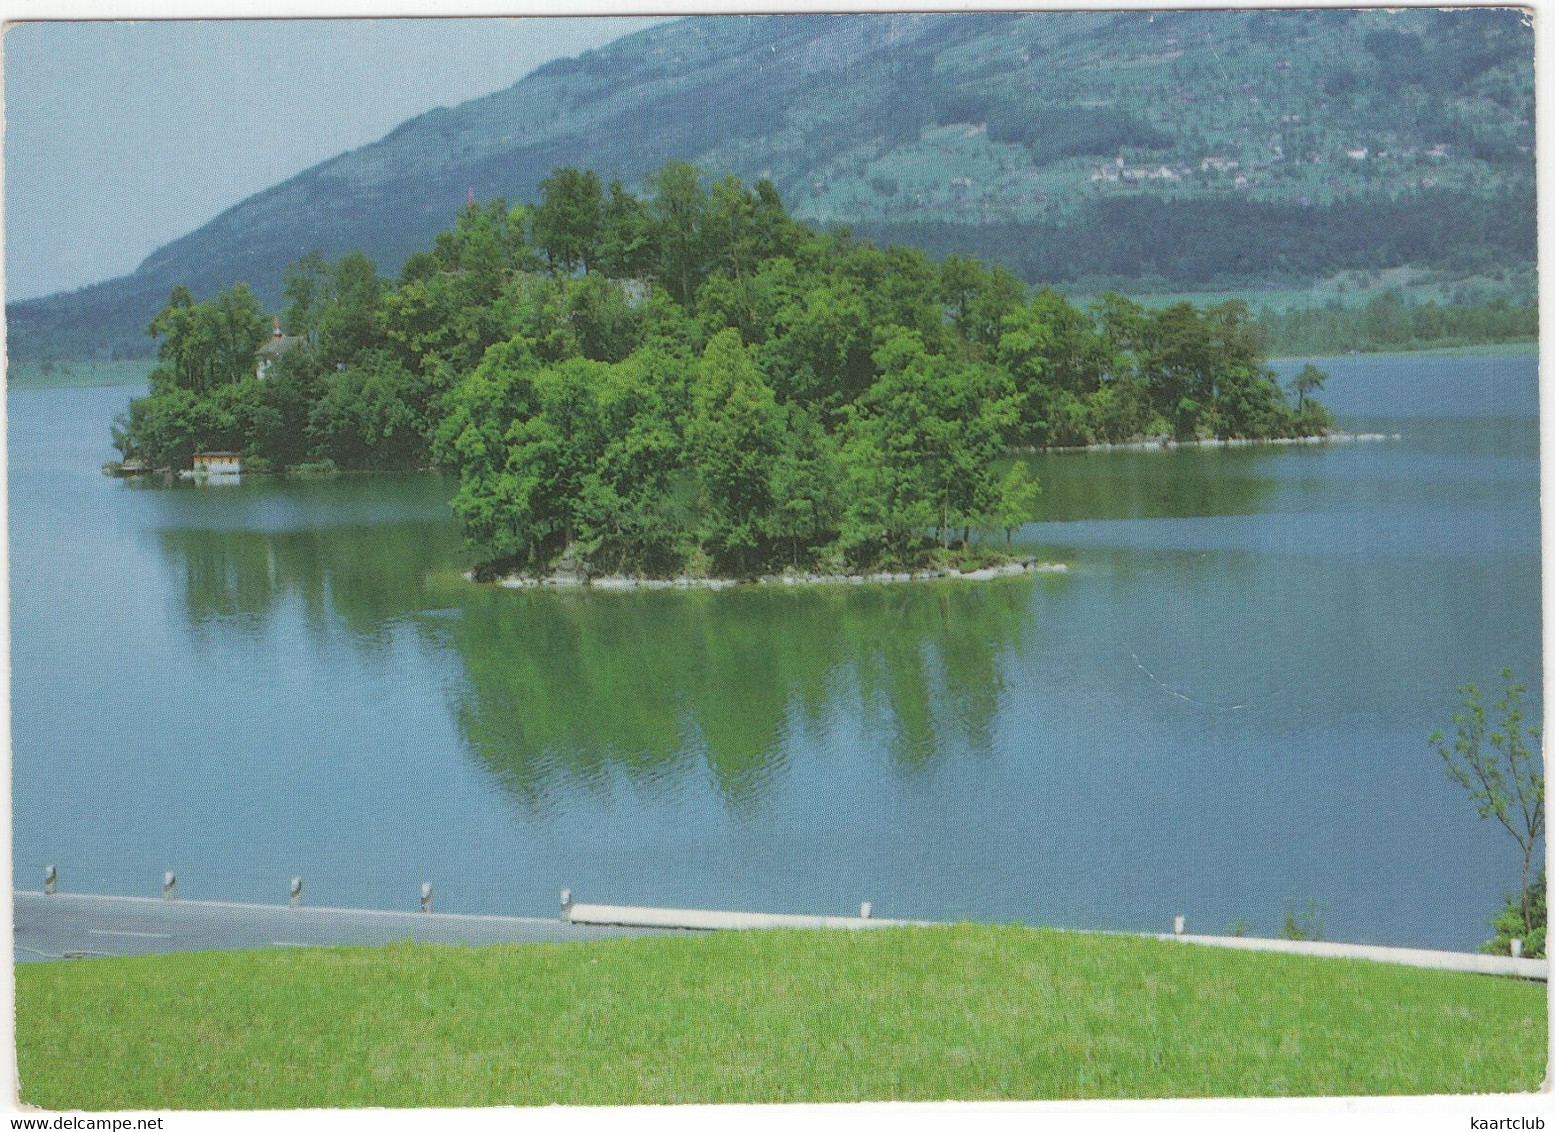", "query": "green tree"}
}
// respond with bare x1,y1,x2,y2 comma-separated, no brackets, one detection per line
434,336,546,565
113,387,205,469
1139,302,1217,441
748,179,800,262
755,280,875,410
1290,363,1329,412
207,285,271,387
938,254,985,339
147,285,199,391
767,404,842,568
1431,668,1545,942
997,289,1111,445
649,161,710,308
840,331,1016,562
687,329,785,575
565,273,643,363
572,348,692,575
307,350,425,469
533,168,604,274
963,263,1025,350
987,463,1041,544
704,174,759,283
147,284,270,394
282,251,332,339
254,349,324,466
318,252,385,368
1210,361,1290,439
507,357,614,553
597,179,658,279
433,198,538,287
